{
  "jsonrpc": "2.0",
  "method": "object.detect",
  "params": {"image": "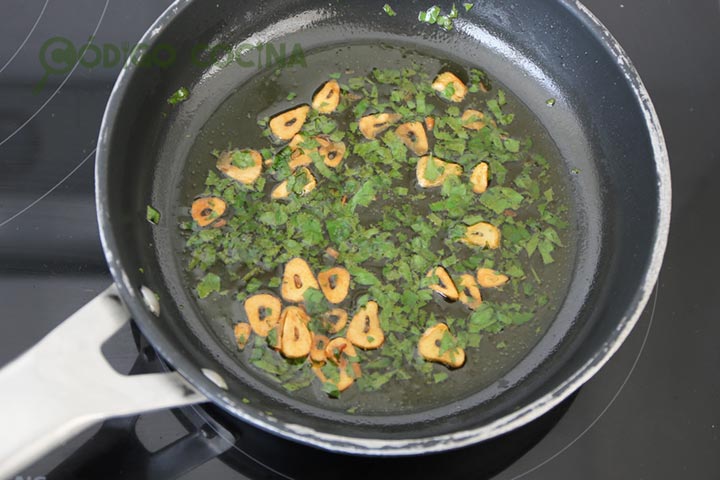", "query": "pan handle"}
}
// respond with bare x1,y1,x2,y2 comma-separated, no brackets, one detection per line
0,285,207,479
